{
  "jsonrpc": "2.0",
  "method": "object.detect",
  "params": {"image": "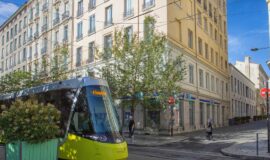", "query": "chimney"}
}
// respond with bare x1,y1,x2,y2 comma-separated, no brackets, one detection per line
245,56,251,78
